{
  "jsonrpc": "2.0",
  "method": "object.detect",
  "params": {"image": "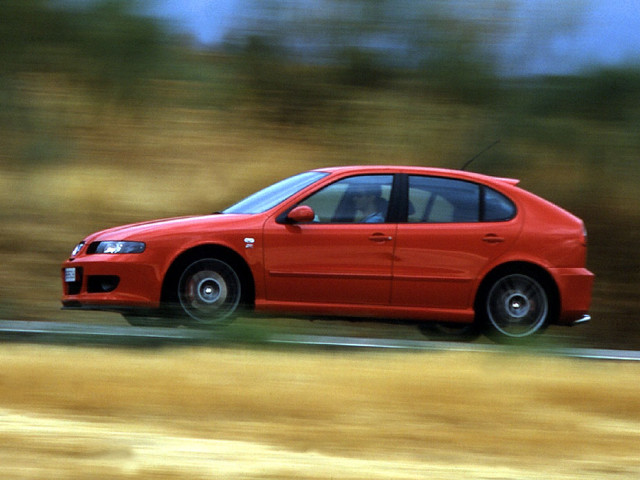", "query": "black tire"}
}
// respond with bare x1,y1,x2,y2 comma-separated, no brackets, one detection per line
481,271,550,343
123,314,177,328
418,322,481,342
175,258,242,327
